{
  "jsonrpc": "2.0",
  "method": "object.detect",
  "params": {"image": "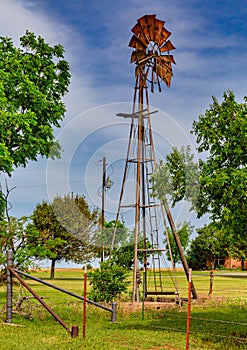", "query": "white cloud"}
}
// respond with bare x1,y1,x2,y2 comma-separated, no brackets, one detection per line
1,0,247,225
